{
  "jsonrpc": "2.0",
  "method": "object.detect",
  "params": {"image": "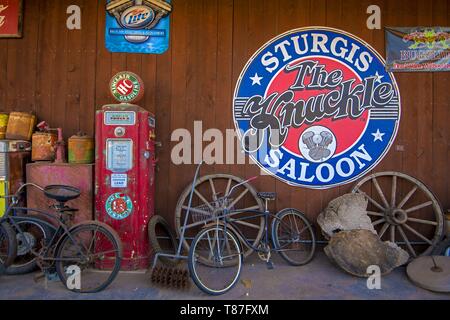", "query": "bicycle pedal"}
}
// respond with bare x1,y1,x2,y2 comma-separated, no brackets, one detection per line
266,260,274,270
